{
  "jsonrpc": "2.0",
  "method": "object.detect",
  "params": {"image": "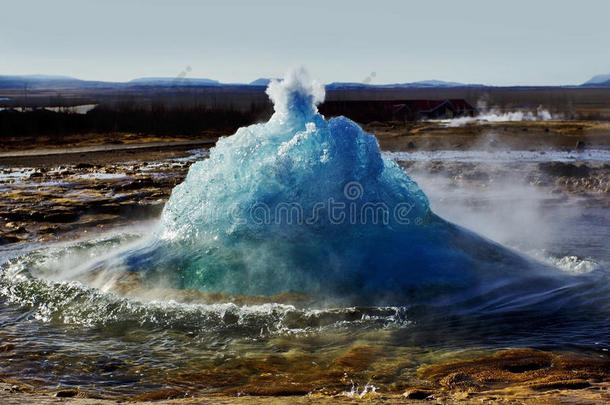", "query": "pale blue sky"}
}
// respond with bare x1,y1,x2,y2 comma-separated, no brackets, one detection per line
1,0,609,85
